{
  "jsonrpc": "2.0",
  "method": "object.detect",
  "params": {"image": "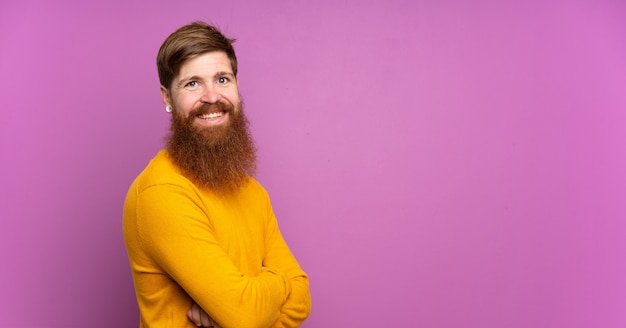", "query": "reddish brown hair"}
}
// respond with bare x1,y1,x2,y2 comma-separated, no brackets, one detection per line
157,21,238,89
